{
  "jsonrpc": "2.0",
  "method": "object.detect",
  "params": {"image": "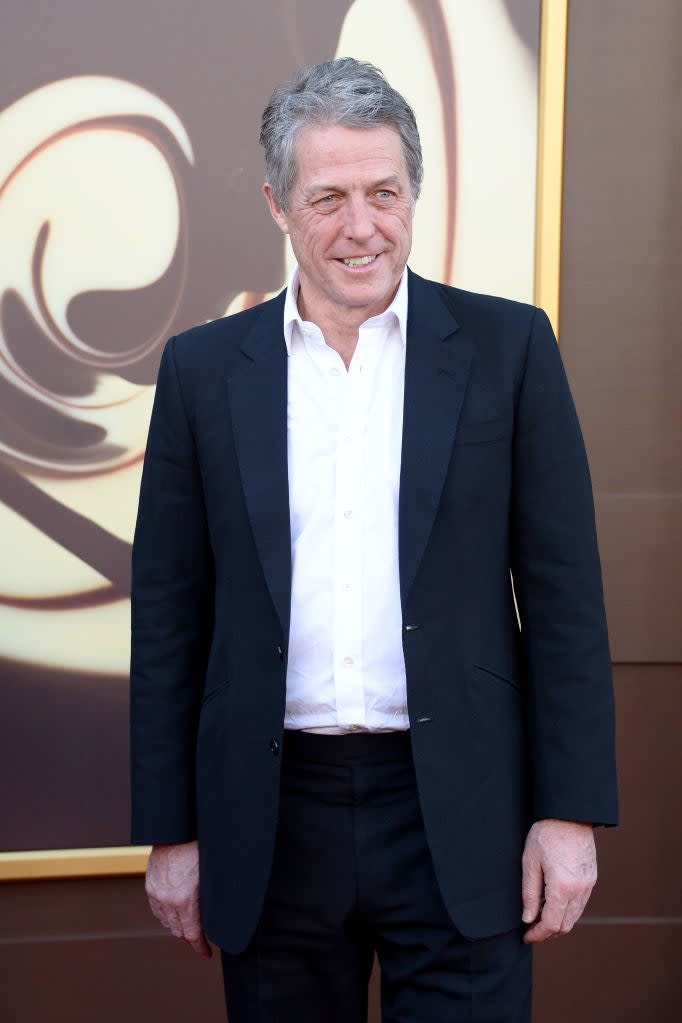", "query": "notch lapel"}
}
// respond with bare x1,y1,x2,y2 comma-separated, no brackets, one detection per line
227,294,291,641
399,271,474,607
